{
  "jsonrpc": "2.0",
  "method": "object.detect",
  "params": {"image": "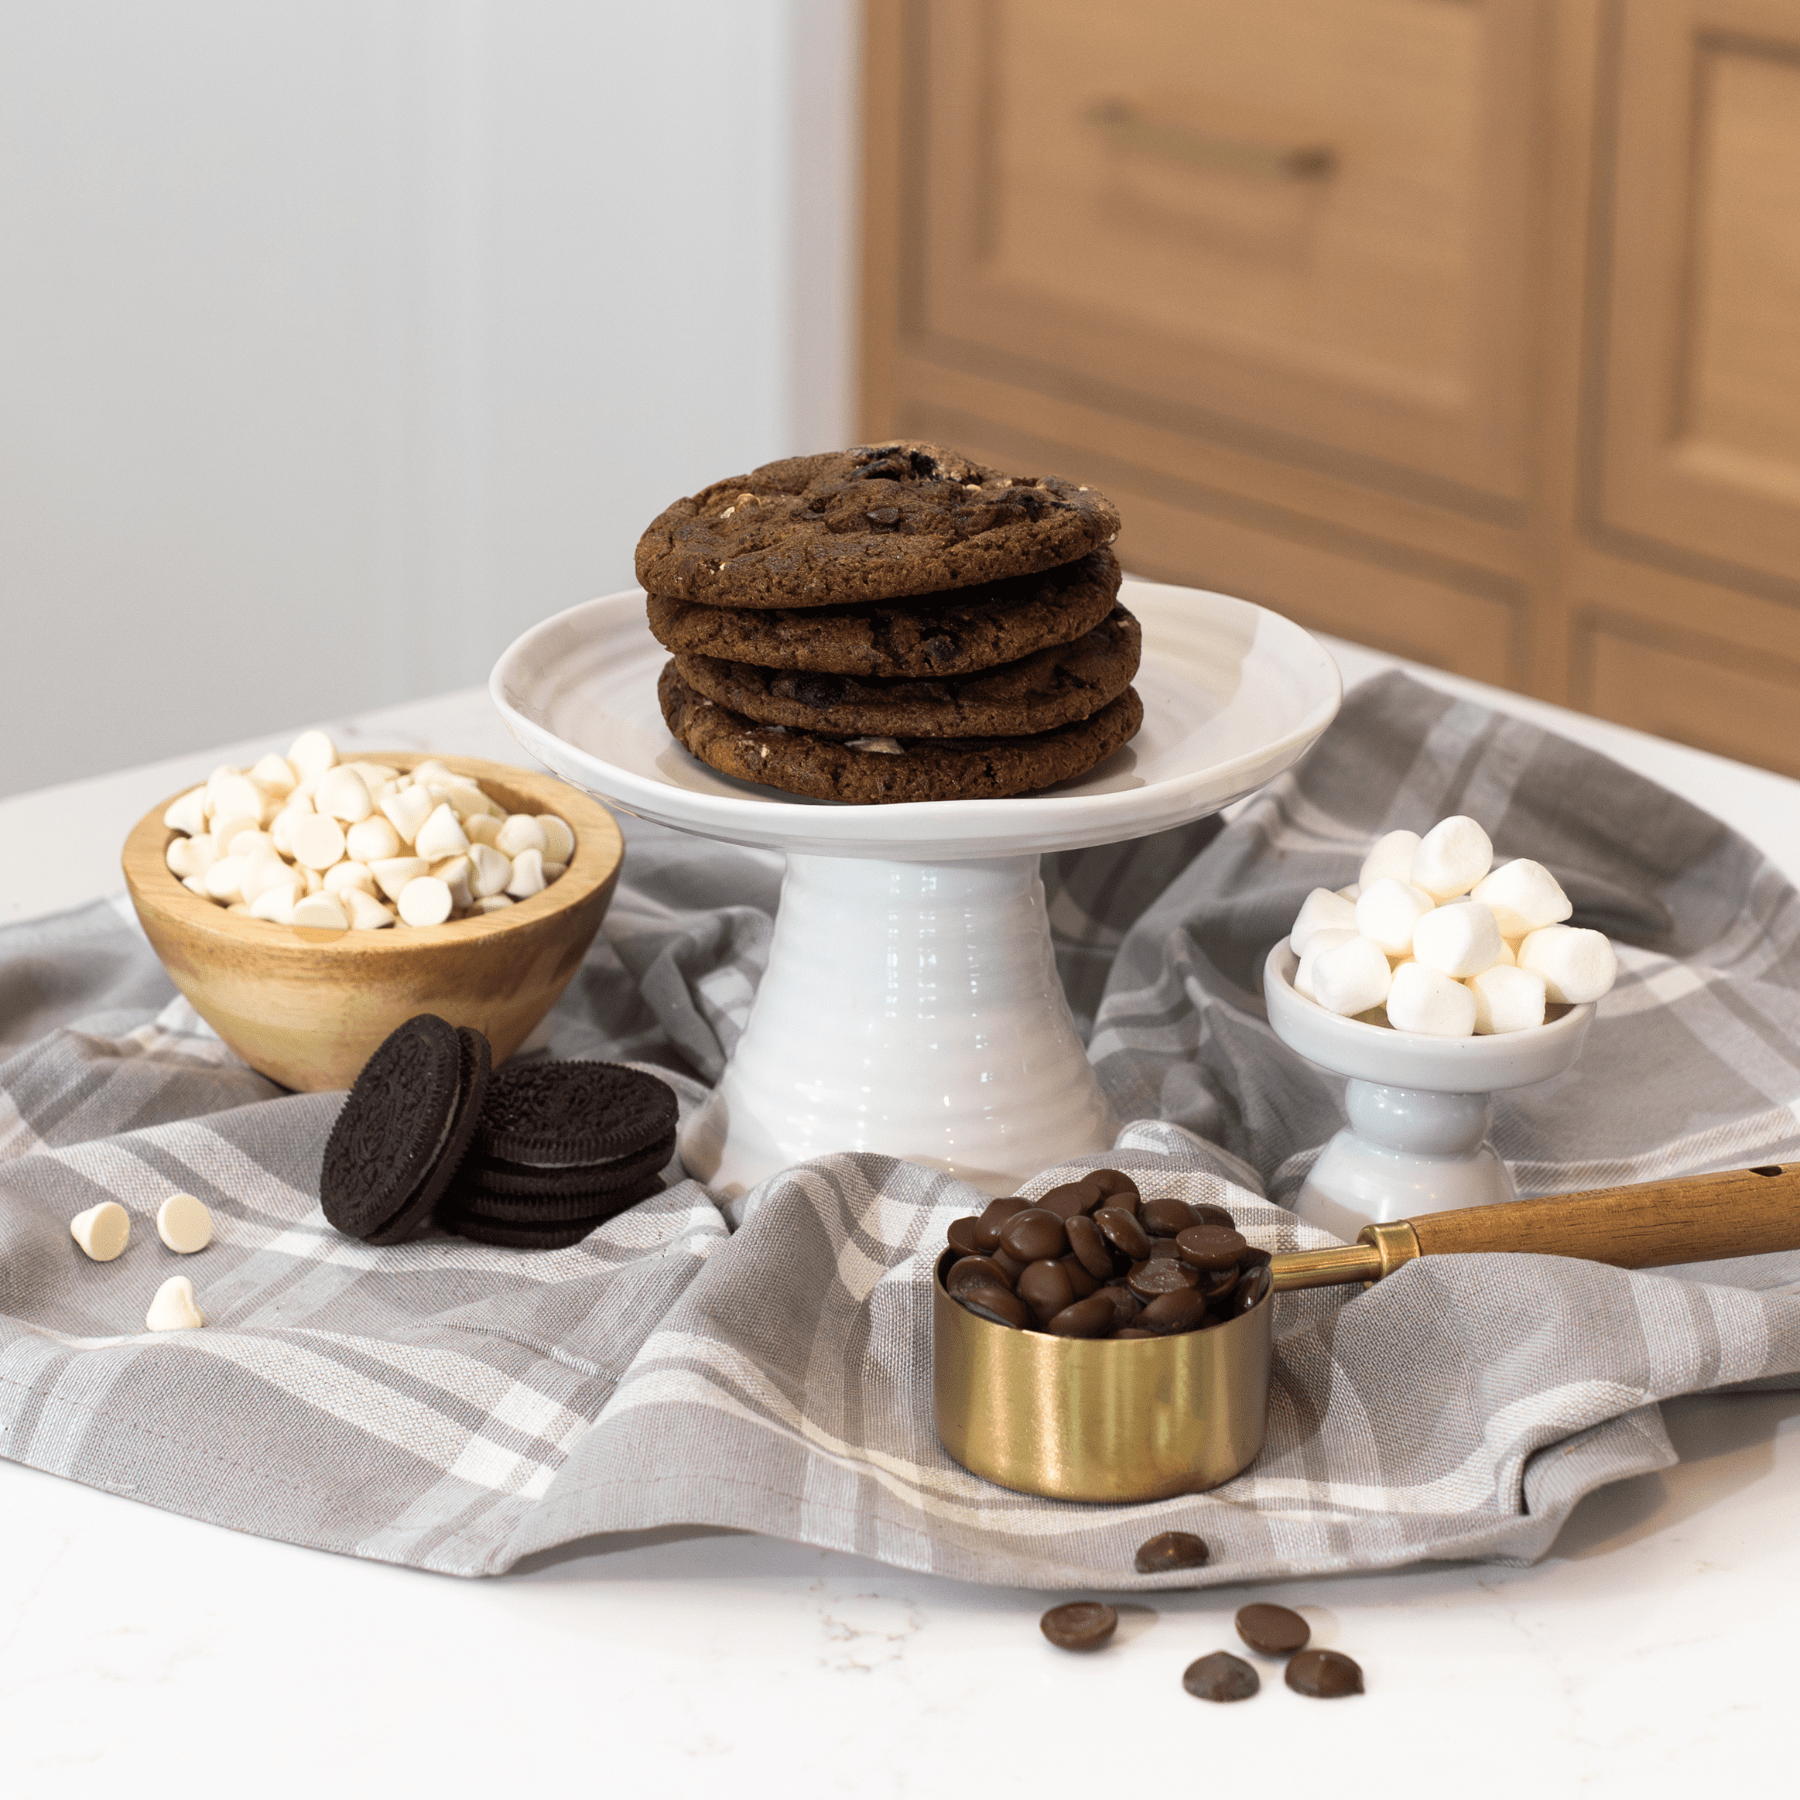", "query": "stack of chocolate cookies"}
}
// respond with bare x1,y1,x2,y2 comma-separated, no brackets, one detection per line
637,442,1143,803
